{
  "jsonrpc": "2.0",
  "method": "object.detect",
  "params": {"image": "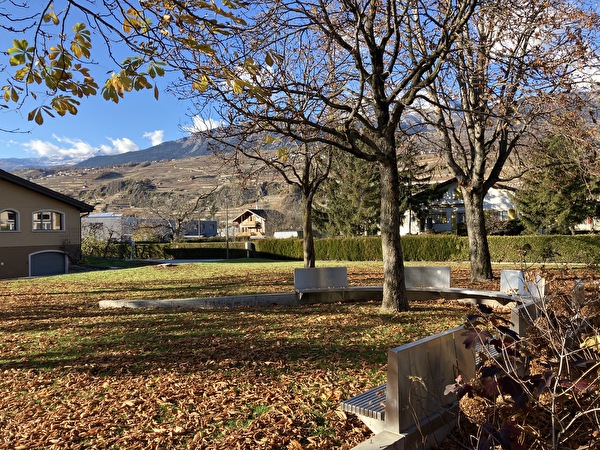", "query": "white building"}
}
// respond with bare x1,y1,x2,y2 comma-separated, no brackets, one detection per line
400,179,517,235
82,213,133,241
